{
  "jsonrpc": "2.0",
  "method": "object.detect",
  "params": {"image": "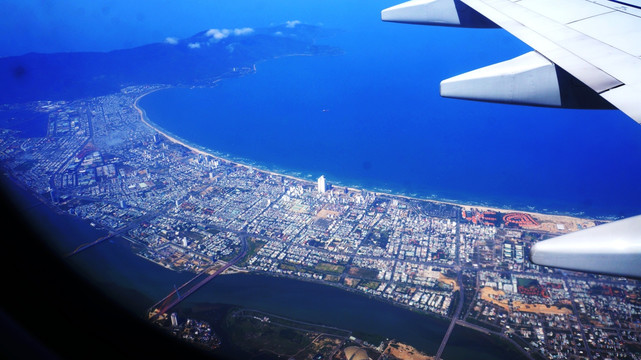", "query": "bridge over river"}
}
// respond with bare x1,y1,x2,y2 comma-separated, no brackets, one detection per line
149,236,248,319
